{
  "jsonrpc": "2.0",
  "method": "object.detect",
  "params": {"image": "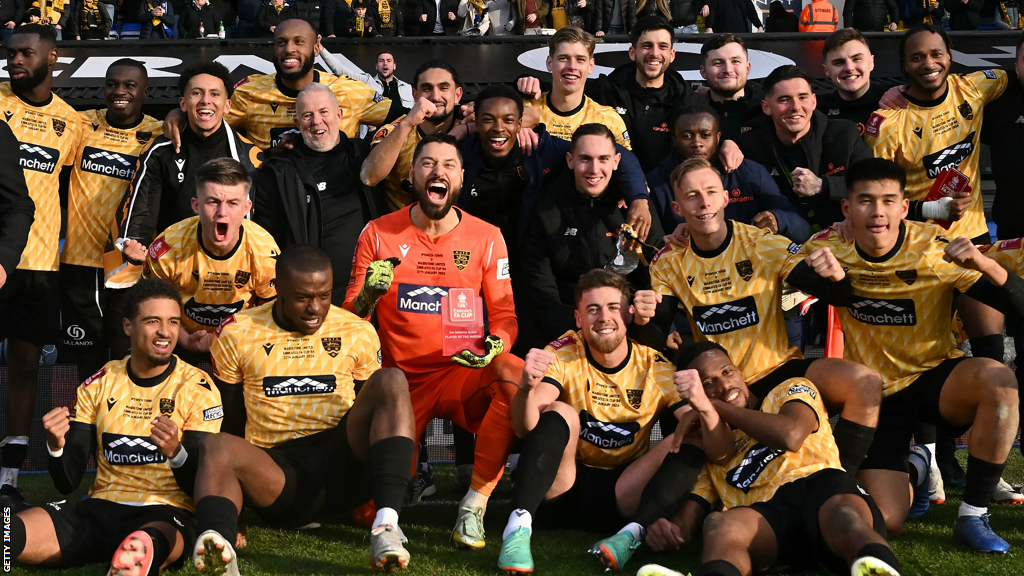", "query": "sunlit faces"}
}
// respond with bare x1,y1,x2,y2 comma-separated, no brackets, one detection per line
5,32,55,94
902,30,951,96
414,67,463,124
671,166,729,236
630,29,675,82
124,297,181,366
376,52,396,81
191,180,251,254
476,96,521,158
673,112,720,160
410,141,464,220
841,178,909,257
687,348,750,408
567,133,620,197
761,78,816,140
275,268,333,335
296,89,342,151
824,39,874,98
700,42,750,98
104,64,148,126
547,41,595,94
273,19,317,81
180,73,231,136
574,286,631,355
